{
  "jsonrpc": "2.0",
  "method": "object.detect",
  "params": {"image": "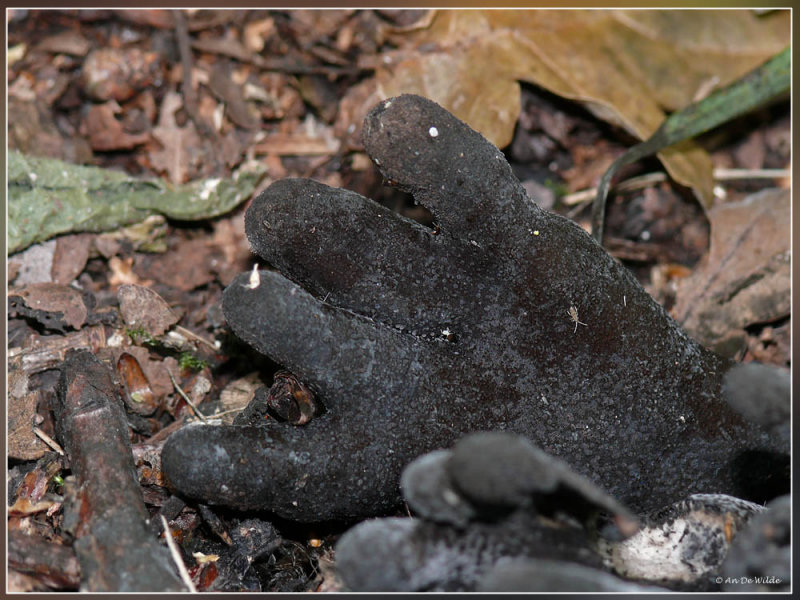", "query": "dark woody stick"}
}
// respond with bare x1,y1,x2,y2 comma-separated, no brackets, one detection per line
54,349,185,592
